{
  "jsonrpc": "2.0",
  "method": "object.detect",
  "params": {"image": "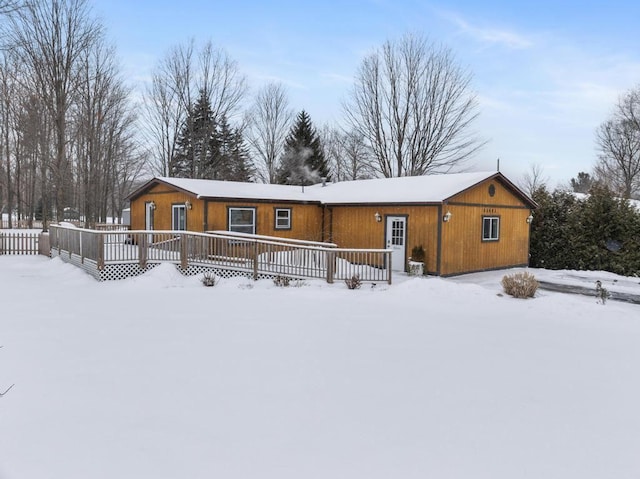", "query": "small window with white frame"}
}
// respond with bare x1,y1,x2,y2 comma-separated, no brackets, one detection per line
482,216,500,241
228,207,256,235
274,208,291,230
